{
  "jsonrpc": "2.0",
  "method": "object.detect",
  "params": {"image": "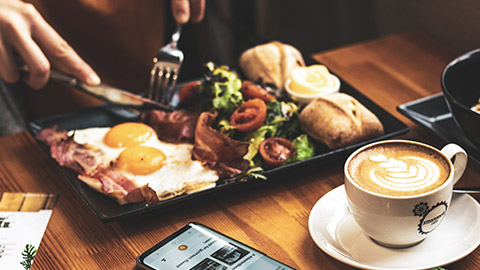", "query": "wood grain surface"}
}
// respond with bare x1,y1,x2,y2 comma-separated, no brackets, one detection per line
1,30,479,269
